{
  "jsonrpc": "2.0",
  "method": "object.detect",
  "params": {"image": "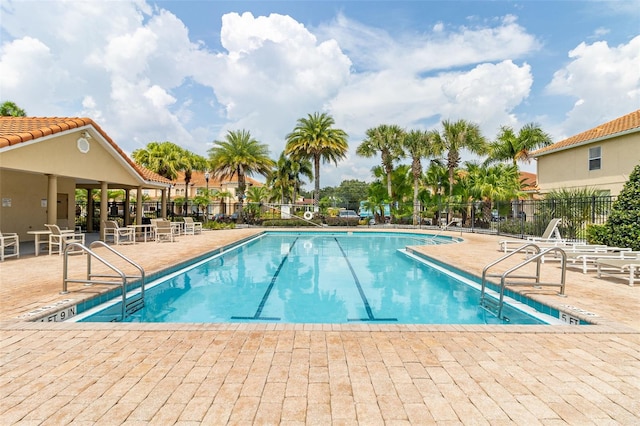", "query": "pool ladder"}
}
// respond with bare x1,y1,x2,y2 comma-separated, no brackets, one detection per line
480,243,567,319
62,241,145,321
